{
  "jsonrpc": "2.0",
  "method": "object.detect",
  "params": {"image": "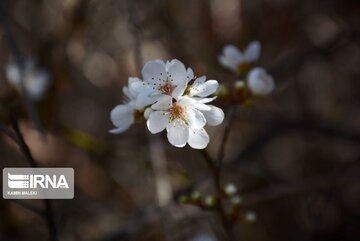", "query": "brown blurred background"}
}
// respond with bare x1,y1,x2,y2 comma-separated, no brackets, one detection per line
0,0,359,240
